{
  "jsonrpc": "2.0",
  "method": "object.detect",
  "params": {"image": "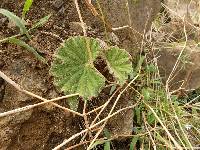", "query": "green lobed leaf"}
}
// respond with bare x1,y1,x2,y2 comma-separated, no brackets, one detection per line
104,46,132,85
9,38,47,63
0,9,30,38
22,0,33,19
50,36,105,99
